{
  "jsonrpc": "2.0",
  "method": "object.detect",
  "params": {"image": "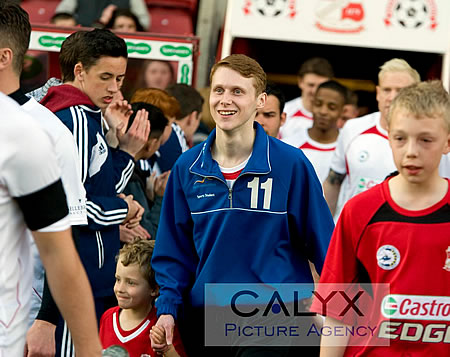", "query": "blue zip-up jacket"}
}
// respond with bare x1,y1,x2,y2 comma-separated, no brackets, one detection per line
152,123,334,318
42,85,134,297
